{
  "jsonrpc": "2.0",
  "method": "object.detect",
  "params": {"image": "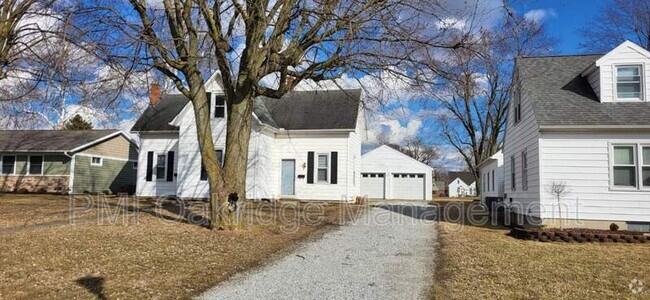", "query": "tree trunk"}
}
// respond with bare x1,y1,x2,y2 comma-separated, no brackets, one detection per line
223,92,255,201
187,72,228,230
